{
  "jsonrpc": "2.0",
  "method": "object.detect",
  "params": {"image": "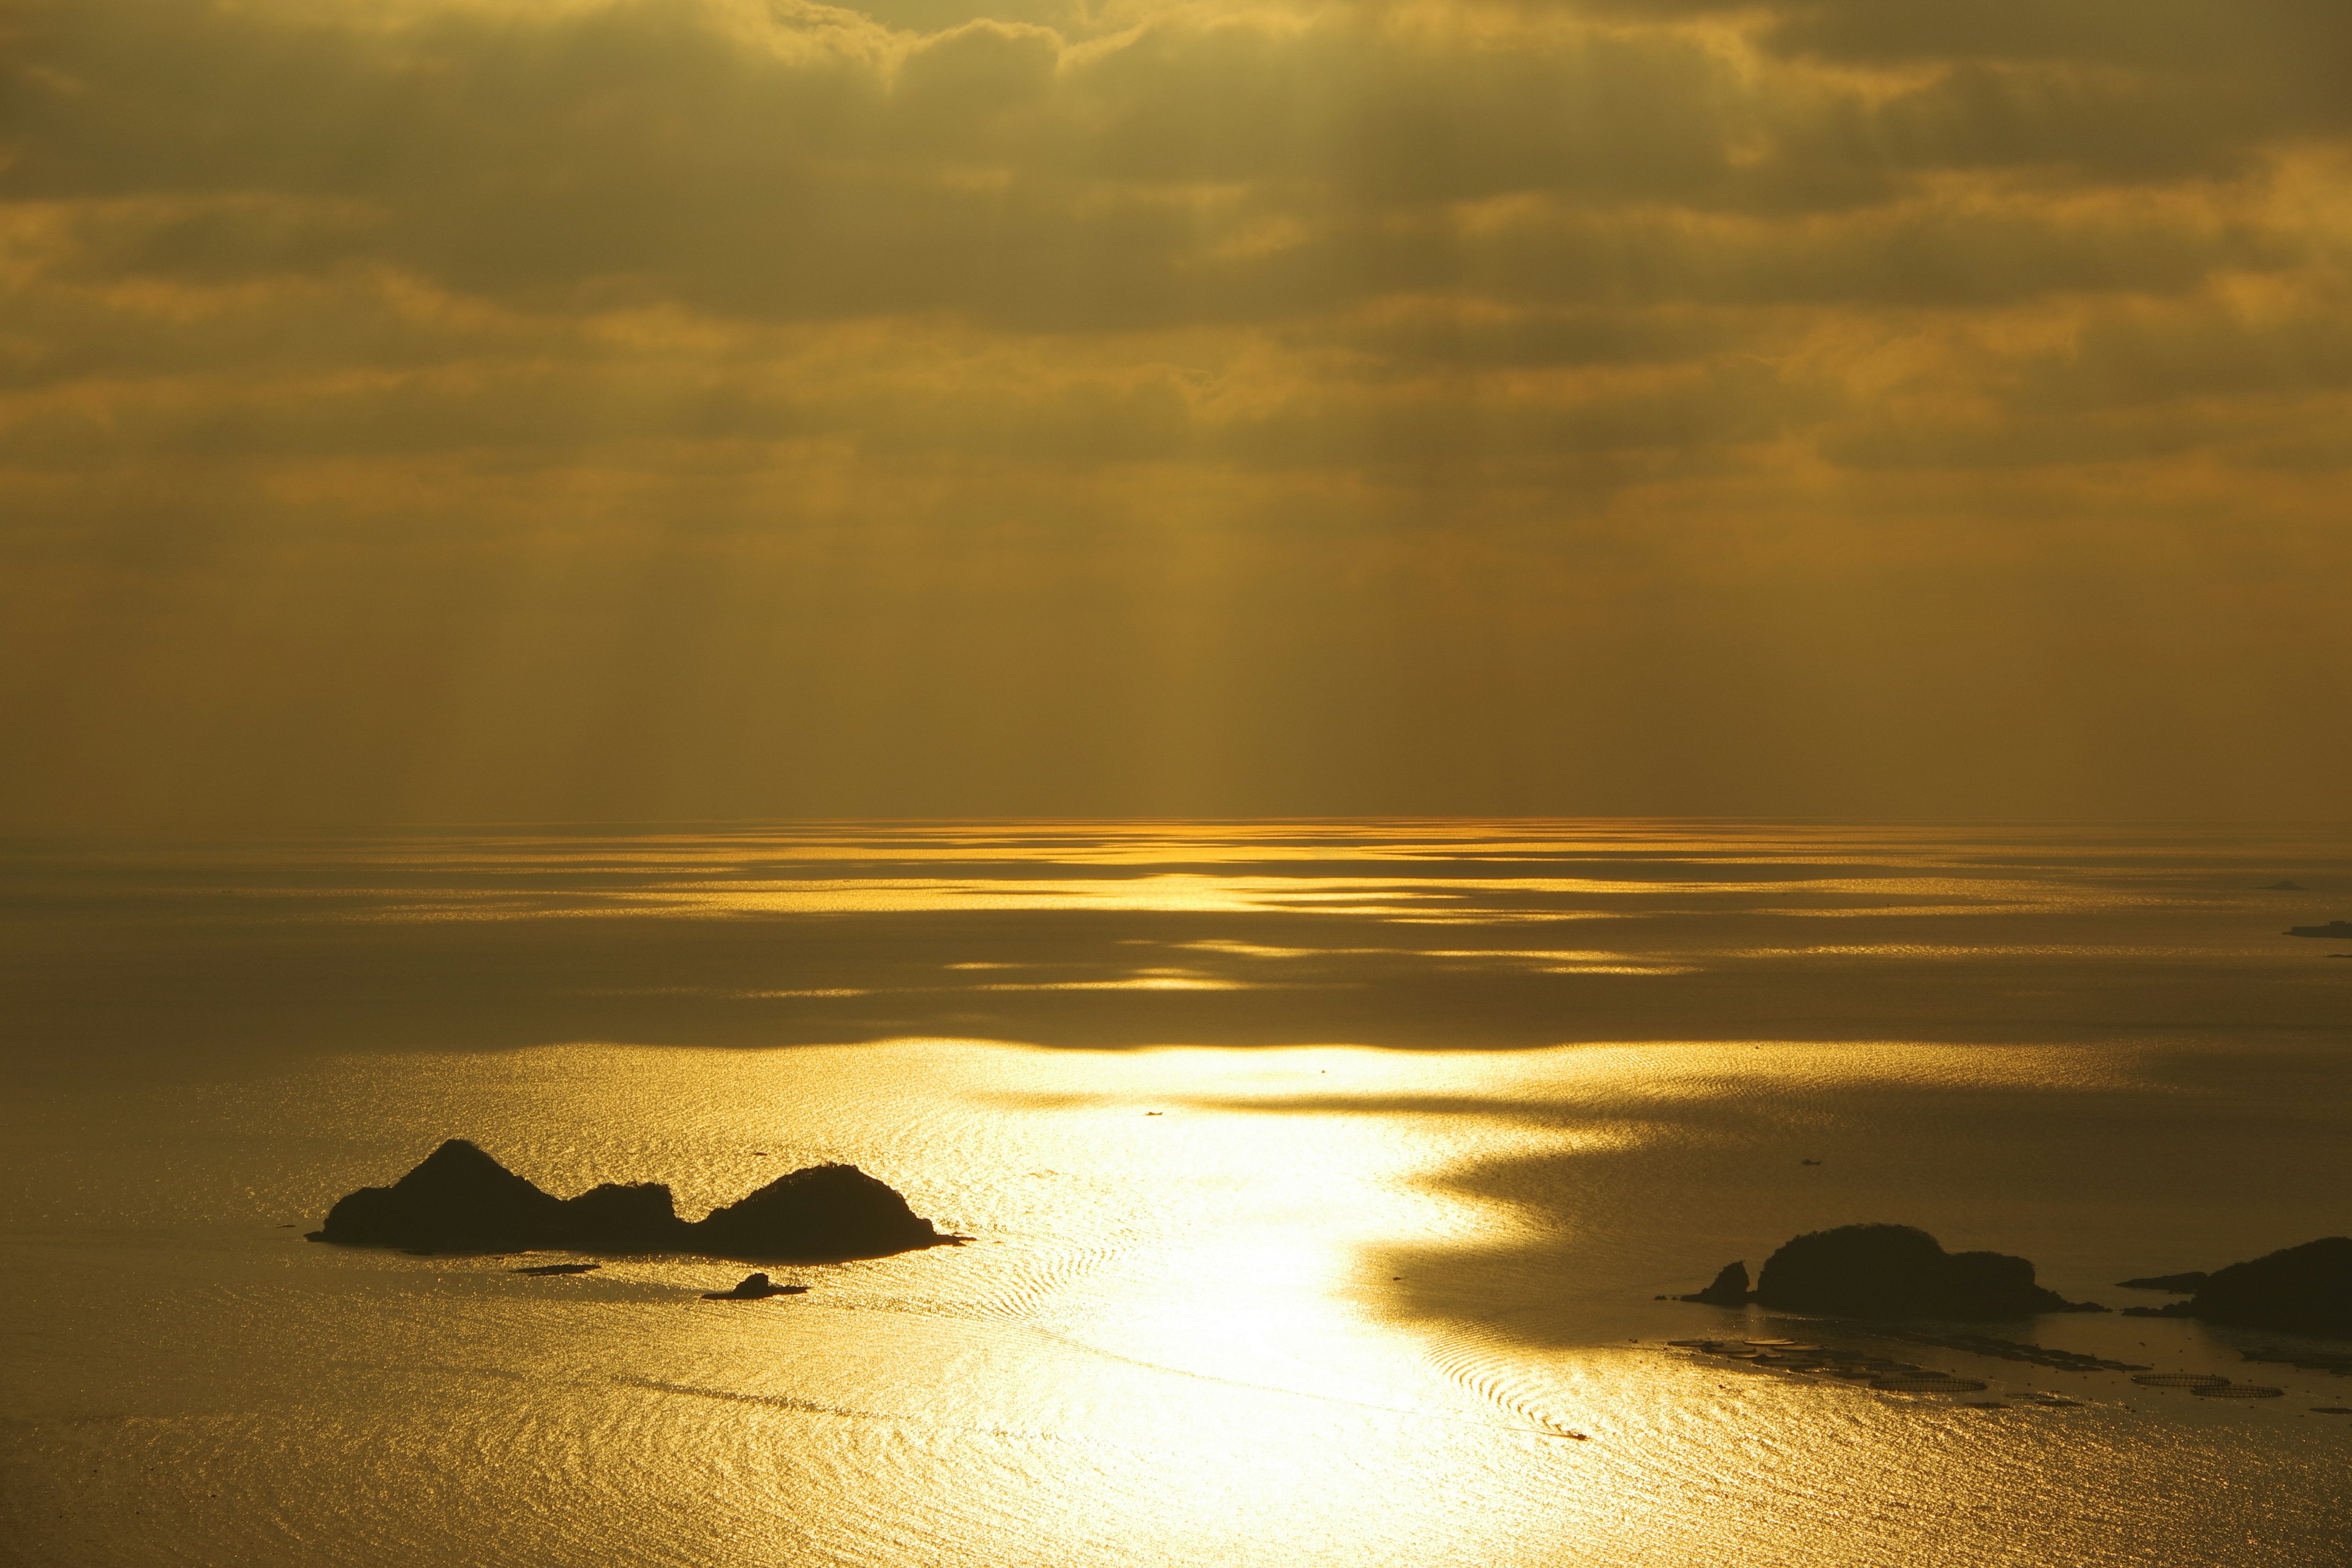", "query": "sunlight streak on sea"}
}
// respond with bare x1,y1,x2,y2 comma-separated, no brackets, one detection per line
3,821,2348,1565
